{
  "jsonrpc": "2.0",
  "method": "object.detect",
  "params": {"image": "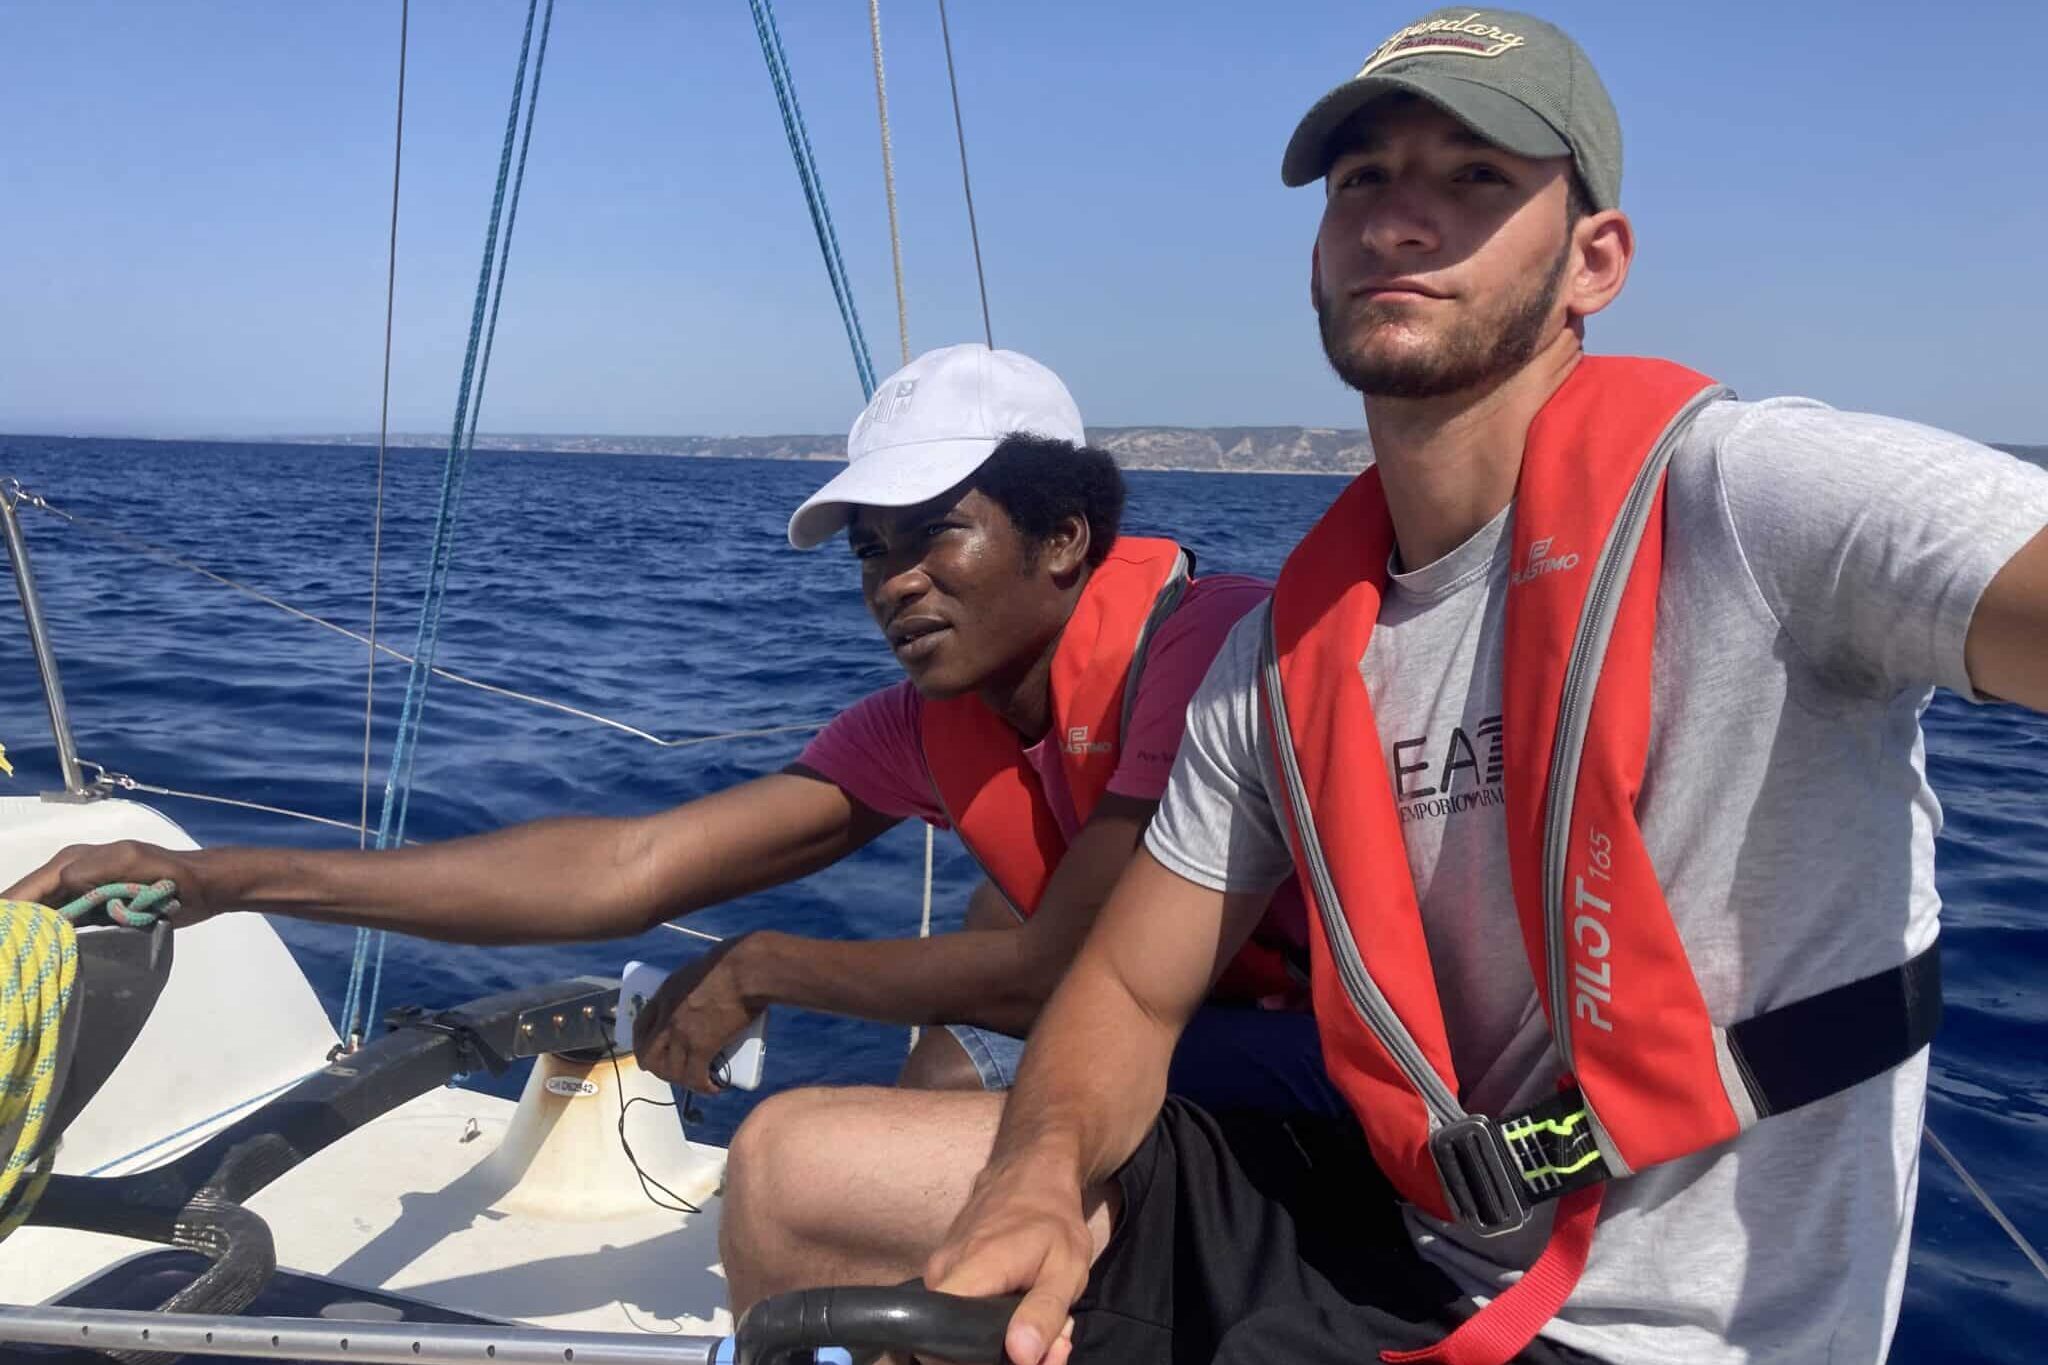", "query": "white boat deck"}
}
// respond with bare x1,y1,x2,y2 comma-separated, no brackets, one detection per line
0,797,734,1338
